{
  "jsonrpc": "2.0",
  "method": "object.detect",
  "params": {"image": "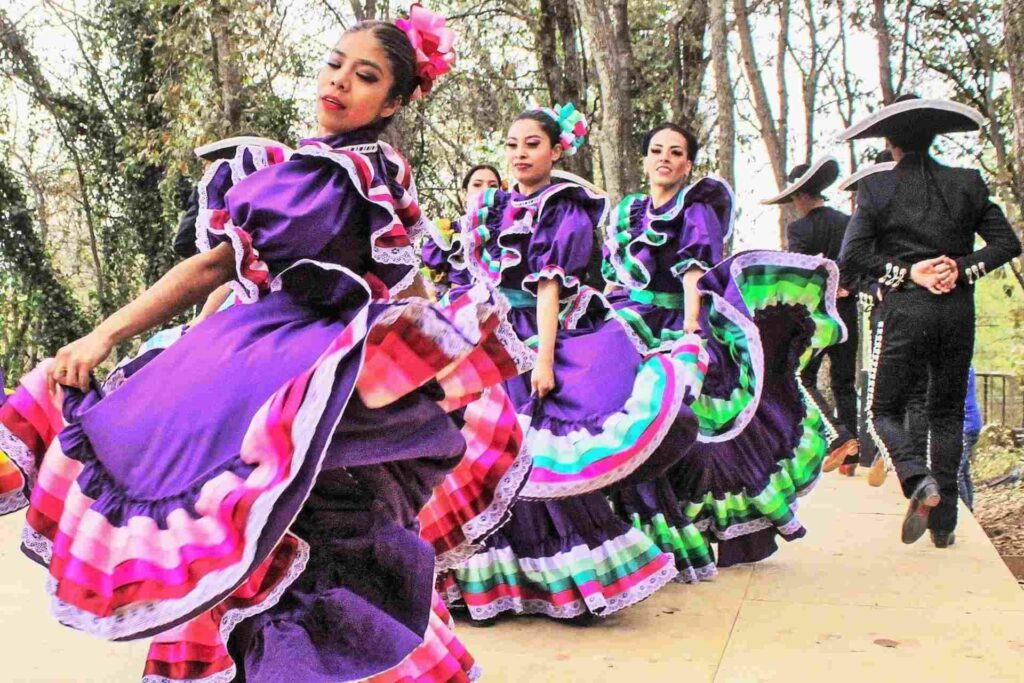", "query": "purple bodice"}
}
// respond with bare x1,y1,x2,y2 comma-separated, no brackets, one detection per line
199,128,424,305
462,184,607,299
603,178,733,293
